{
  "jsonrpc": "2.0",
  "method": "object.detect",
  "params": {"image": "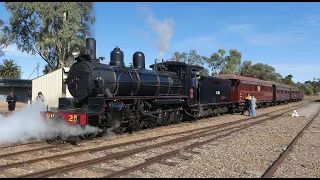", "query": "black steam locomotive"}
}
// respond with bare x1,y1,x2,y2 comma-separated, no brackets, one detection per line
41,38,232,142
